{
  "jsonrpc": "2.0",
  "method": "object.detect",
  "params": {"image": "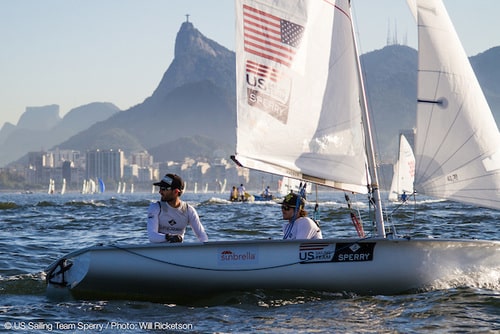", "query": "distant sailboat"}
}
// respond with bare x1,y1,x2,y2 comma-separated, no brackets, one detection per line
388,134,415,201
47,178,55,194
60,178,66,195
98,178,105,193
81,180,87,194
89,179,96,194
